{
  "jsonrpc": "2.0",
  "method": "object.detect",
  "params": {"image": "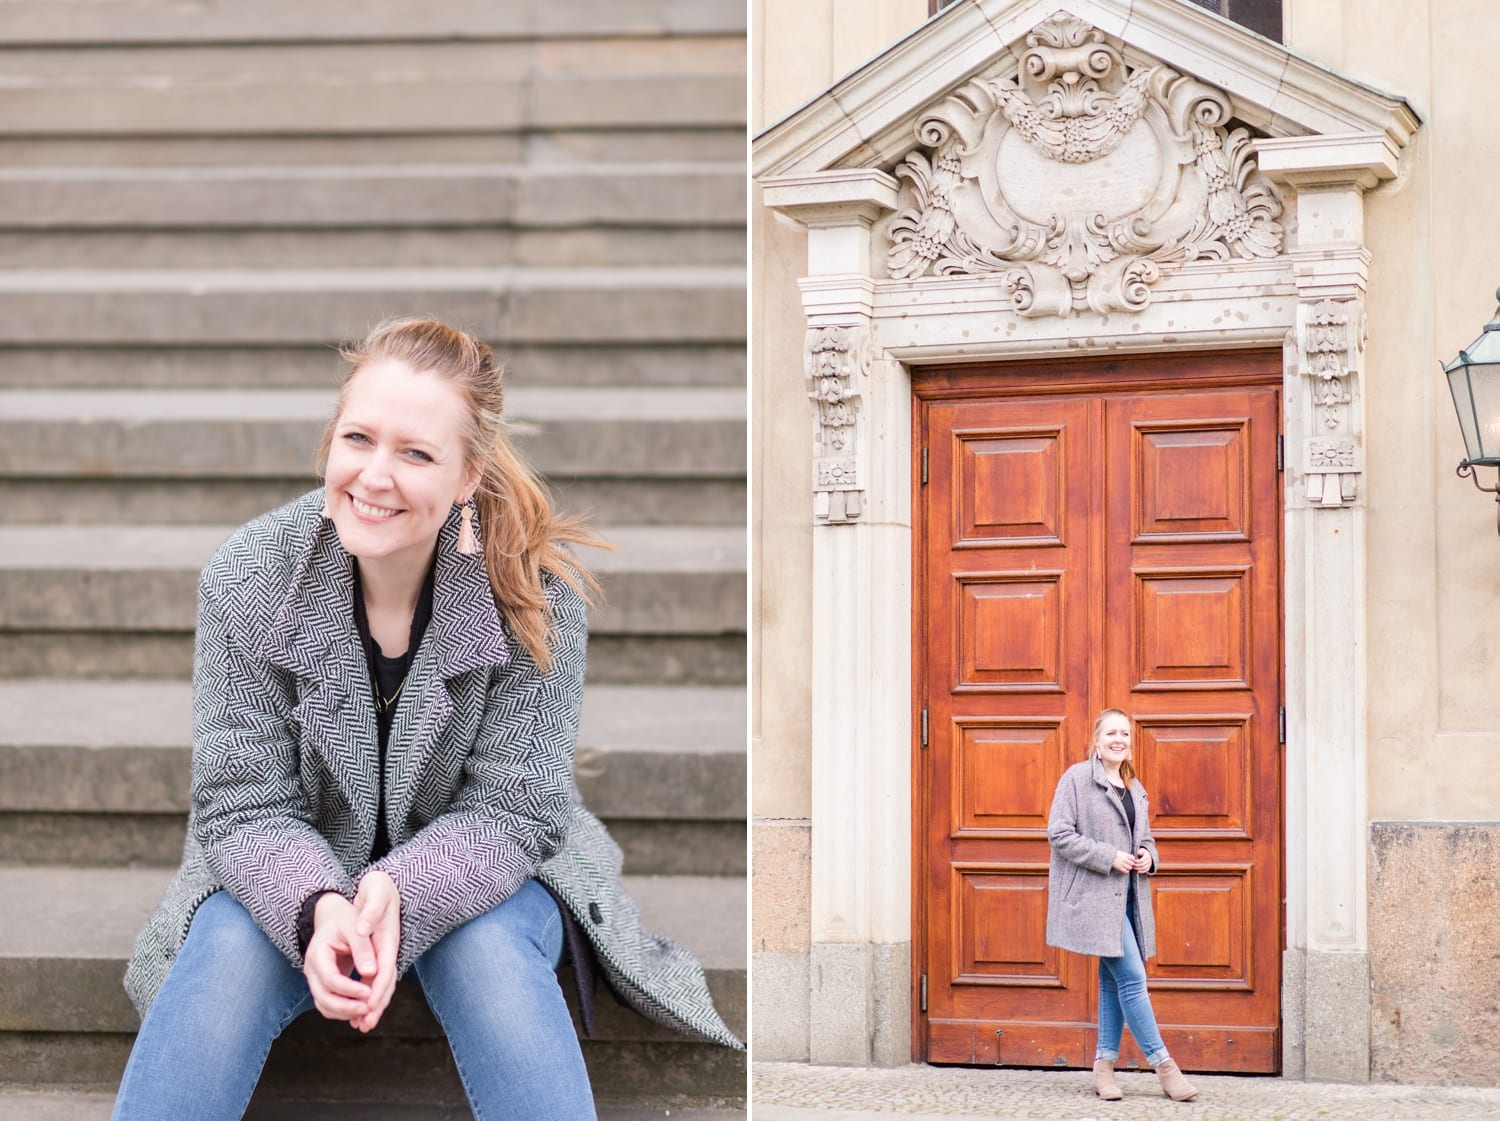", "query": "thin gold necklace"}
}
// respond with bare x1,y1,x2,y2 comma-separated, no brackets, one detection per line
375,677,406,714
